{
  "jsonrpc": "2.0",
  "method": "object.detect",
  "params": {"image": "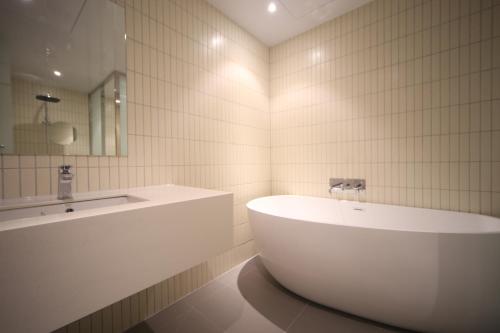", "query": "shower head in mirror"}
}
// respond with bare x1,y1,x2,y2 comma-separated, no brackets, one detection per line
36,94,60,103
